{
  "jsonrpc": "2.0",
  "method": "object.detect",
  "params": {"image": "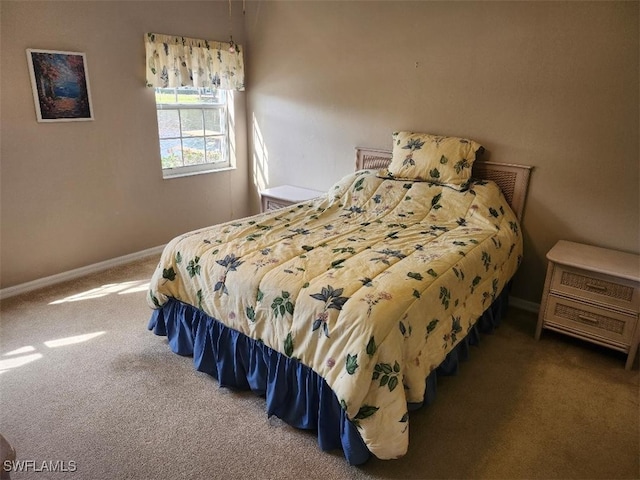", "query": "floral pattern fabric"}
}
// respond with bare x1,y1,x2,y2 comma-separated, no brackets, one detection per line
382,131,484,189
145,32,244,91
148,170,522,460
